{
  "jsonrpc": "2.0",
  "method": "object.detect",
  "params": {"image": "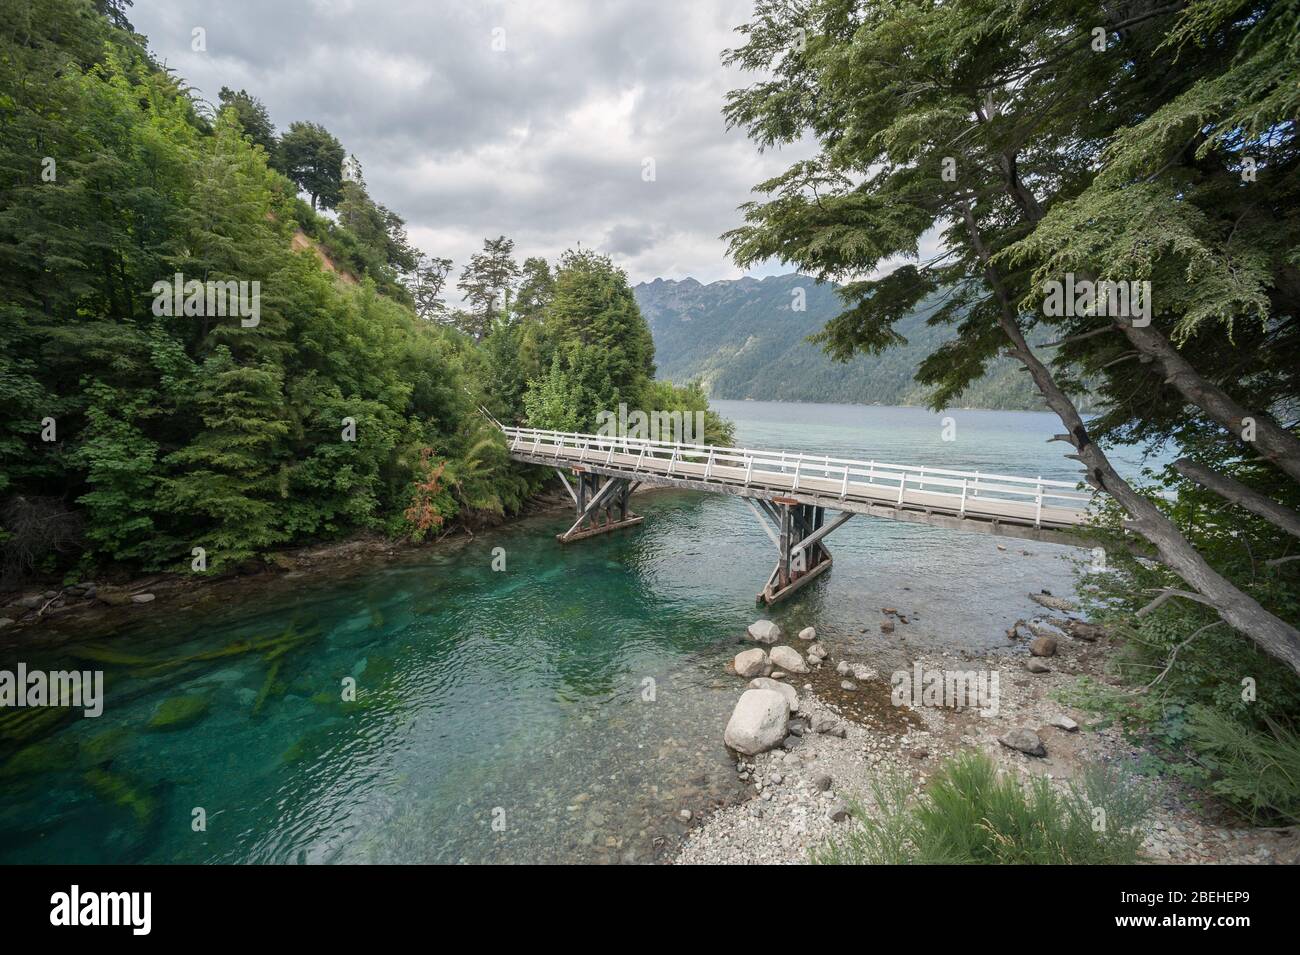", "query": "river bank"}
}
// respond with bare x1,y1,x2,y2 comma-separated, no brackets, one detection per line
0,485,582,646
675,607,1300,865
